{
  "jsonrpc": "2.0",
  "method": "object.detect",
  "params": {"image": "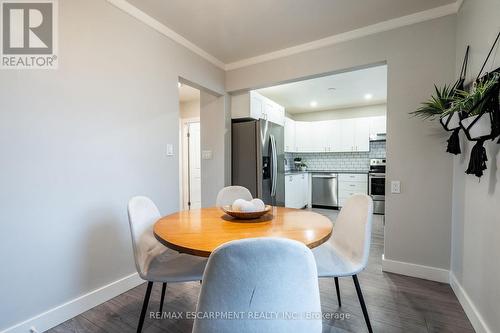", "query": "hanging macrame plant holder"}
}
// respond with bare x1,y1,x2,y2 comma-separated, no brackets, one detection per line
460,33,500,178
439,46,470,155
